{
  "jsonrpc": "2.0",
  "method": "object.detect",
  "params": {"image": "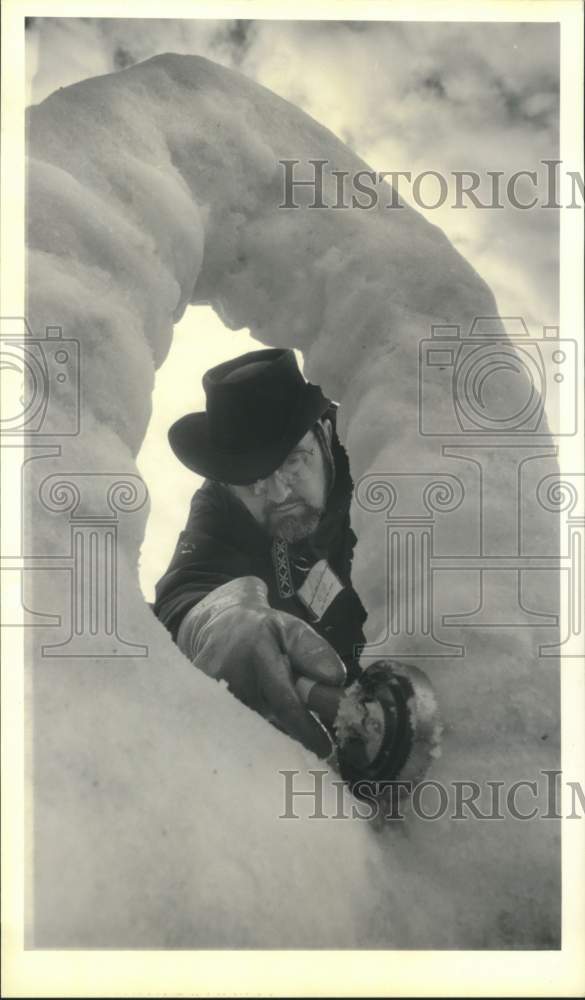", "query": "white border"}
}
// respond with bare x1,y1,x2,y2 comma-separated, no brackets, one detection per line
2,1,584,996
